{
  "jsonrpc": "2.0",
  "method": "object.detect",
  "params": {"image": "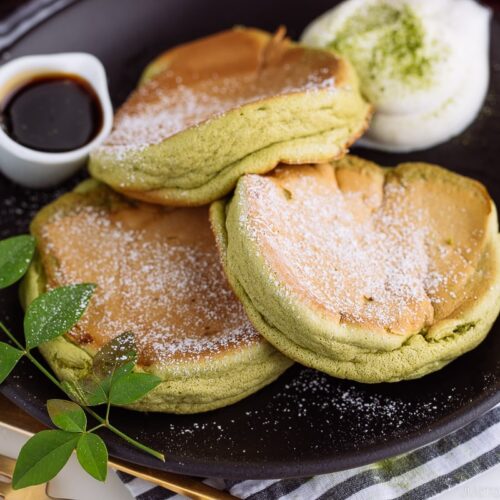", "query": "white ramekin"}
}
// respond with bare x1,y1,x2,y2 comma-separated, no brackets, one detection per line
0,52,113,188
